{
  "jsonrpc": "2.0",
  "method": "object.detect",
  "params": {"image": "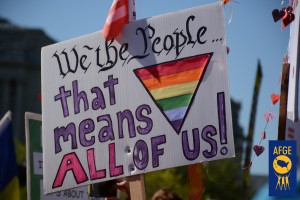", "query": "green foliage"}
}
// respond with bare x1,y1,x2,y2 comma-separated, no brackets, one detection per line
145,167,188,199
202,158,243,200
20,186,27,200
143,100,245,200
14,139,27,200
14,139,26,165
144,158,243,200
